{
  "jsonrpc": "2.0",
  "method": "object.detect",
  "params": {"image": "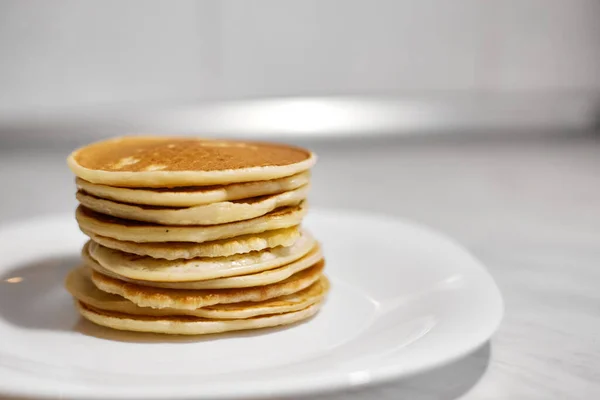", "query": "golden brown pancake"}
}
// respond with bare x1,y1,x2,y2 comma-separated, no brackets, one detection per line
67,136,316,187
75,184,309,225
82,227,301,259
83,231,317,283
75,171,310,207
91,260,325,310
65,135,326,337
66,266,329,320
76,300,323,335
75,202,307,243
84,244,323,289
